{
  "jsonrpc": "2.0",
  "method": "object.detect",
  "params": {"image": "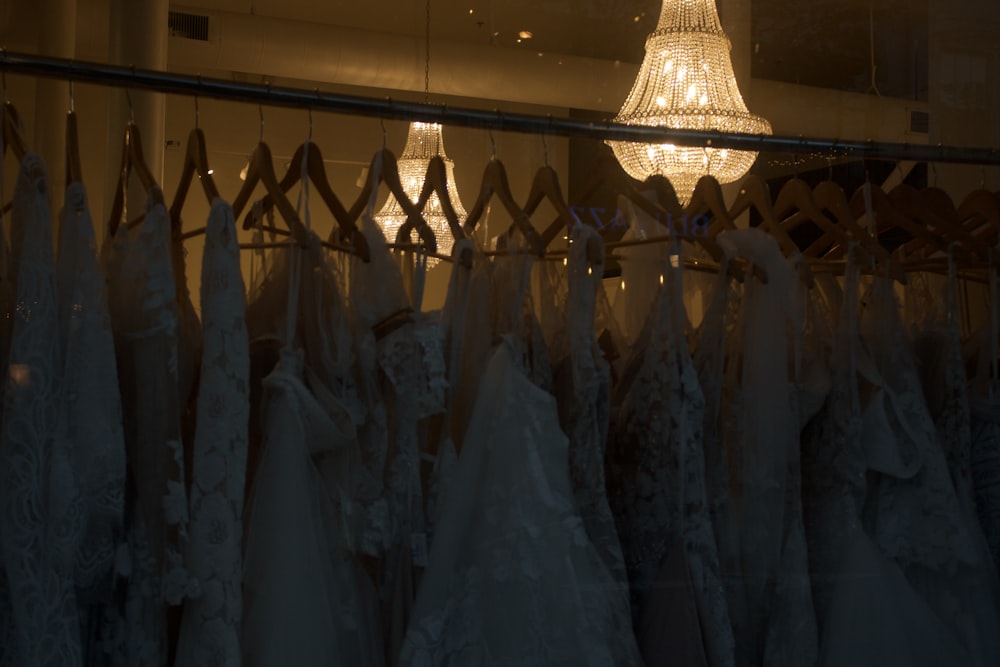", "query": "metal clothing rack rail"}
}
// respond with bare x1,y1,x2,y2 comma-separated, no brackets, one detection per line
4,50,1000,167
